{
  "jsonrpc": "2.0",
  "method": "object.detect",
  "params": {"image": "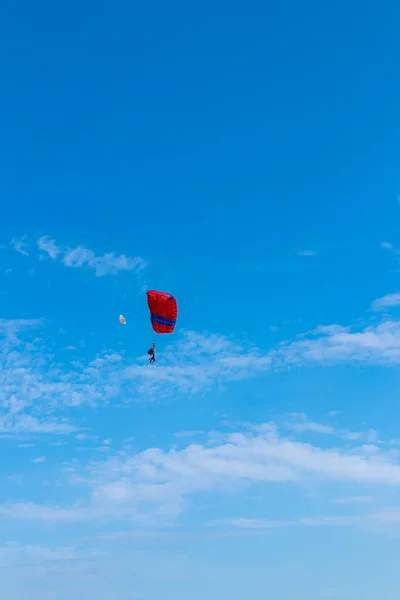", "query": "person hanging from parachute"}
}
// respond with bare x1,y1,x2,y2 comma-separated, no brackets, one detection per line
119,290,178,364
147,342,156,364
